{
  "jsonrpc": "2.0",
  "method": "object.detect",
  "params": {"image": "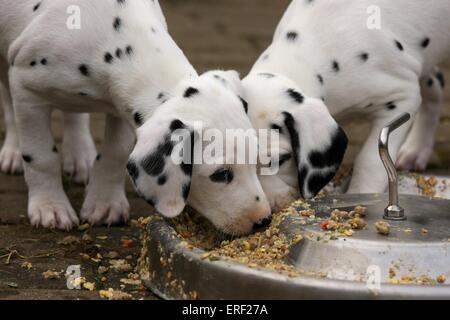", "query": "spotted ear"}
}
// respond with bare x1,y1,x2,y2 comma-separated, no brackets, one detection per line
282,99,348,198
127,118,196,218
